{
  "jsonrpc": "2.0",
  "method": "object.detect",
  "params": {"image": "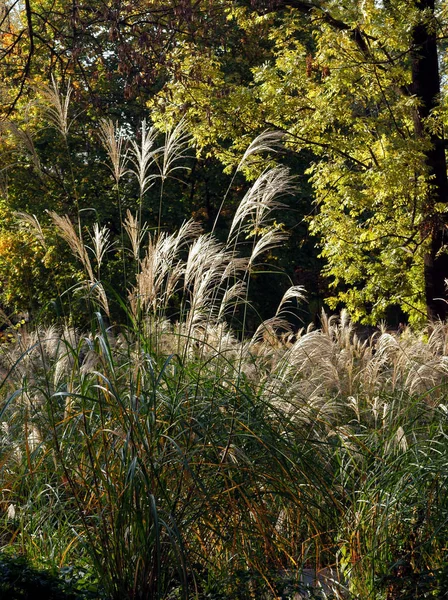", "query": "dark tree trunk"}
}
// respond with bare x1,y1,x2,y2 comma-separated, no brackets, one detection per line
411,0,448,320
